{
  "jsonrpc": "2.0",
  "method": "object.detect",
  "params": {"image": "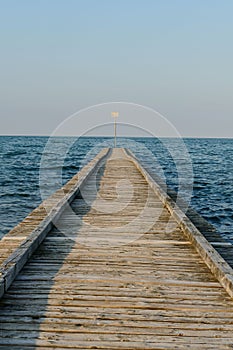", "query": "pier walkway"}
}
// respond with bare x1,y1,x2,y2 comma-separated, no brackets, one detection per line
1,148,233,349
